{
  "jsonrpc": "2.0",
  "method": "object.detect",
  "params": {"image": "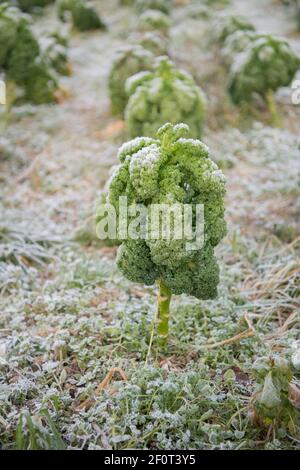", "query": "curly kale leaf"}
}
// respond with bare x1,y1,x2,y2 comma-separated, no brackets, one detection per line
228,35,300,103
104,123,226,300
125,57,206,138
